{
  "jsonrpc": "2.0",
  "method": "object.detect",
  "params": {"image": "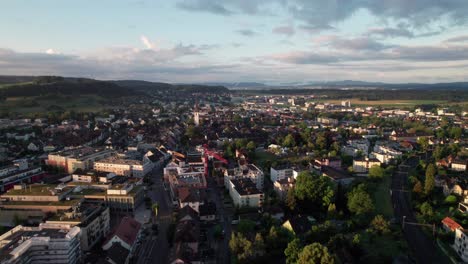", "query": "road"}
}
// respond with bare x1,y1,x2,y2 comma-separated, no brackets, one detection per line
206,177,232,264
135,166,173,264
391,156,437,263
